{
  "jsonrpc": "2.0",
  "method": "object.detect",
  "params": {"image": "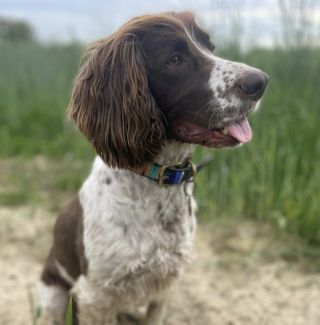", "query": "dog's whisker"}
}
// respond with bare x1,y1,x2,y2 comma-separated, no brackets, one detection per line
192,99,216,123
